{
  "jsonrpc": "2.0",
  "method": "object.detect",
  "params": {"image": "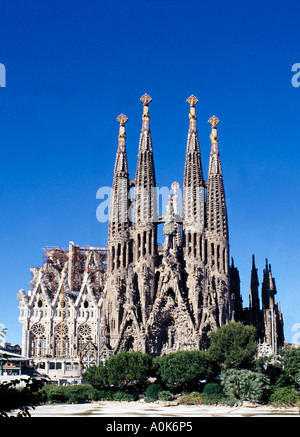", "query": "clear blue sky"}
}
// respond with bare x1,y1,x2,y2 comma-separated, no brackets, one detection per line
0,0,299,345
